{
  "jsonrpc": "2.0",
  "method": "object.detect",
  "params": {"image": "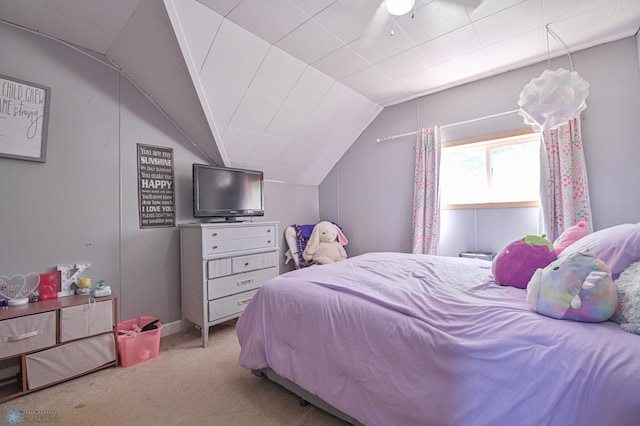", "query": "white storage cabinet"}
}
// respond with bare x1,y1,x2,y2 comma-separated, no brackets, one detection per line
180,222,279,347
